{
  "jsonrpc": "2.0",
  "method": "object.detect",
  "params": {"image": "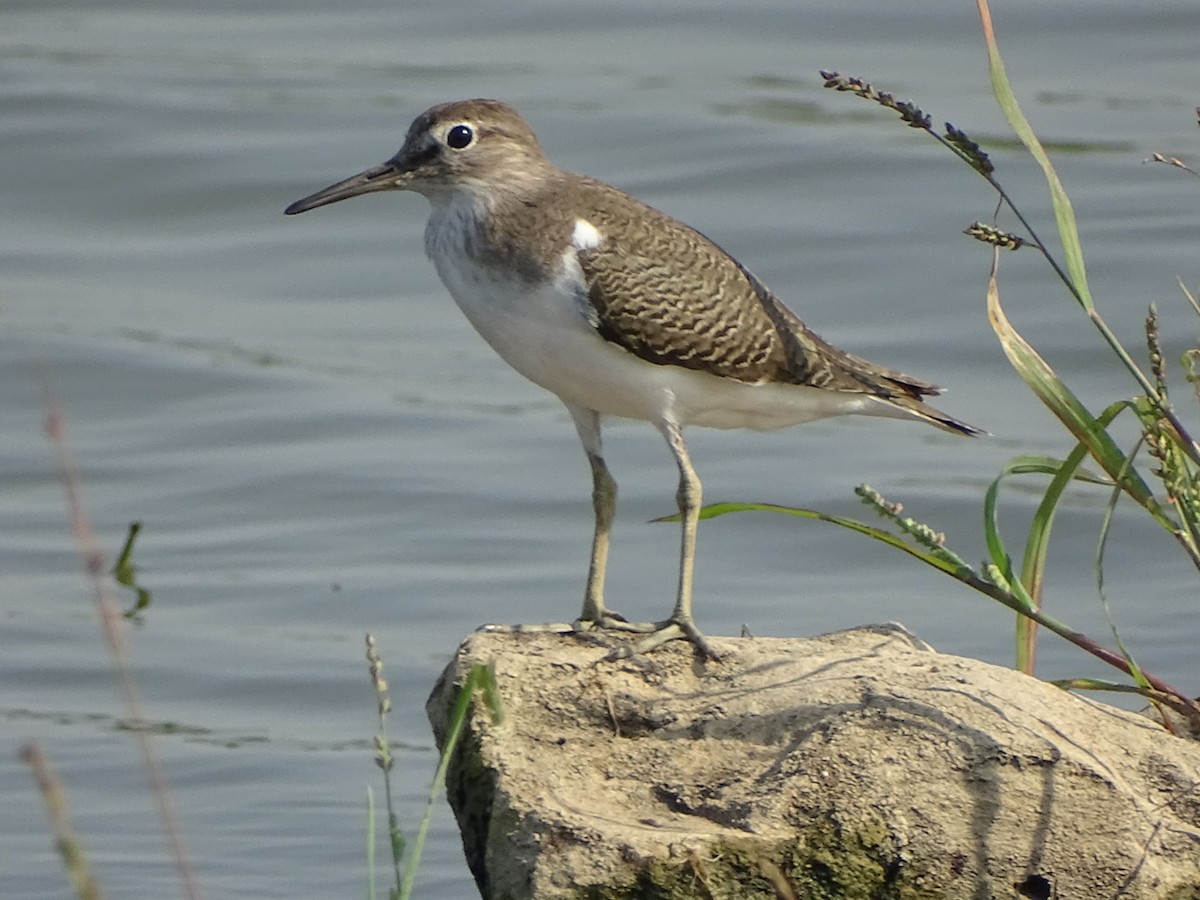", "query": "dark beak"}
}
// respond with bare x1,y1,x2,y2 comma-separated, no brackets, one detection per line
284,159,406,215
